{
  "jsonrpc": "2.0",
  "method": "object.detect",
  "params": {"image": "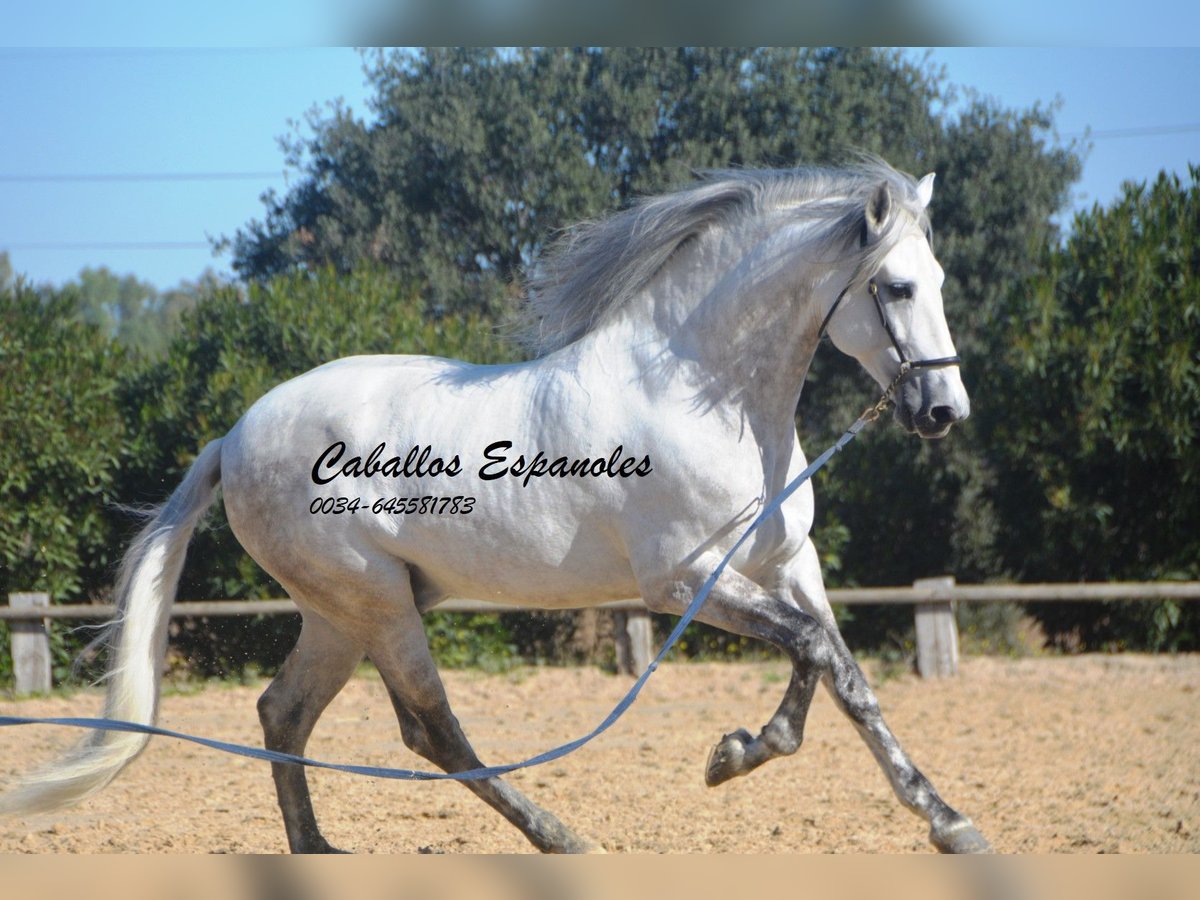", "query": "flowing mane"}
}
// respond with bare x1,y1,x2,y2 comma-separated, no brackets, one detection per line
519,157,933,357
